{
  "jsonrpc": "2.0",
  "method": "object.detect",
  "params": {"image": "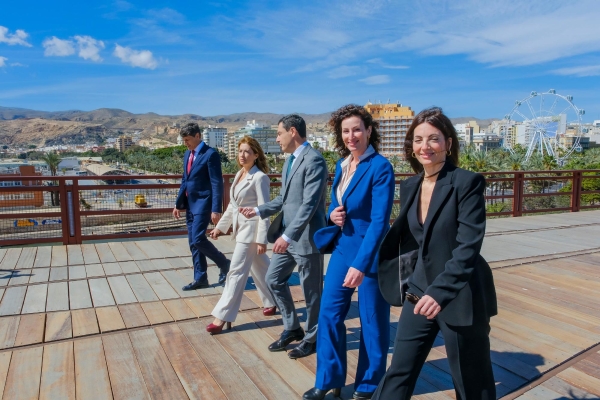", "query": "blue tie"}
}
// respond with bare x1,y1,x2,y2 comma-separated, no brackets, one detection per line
286,154,295,181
